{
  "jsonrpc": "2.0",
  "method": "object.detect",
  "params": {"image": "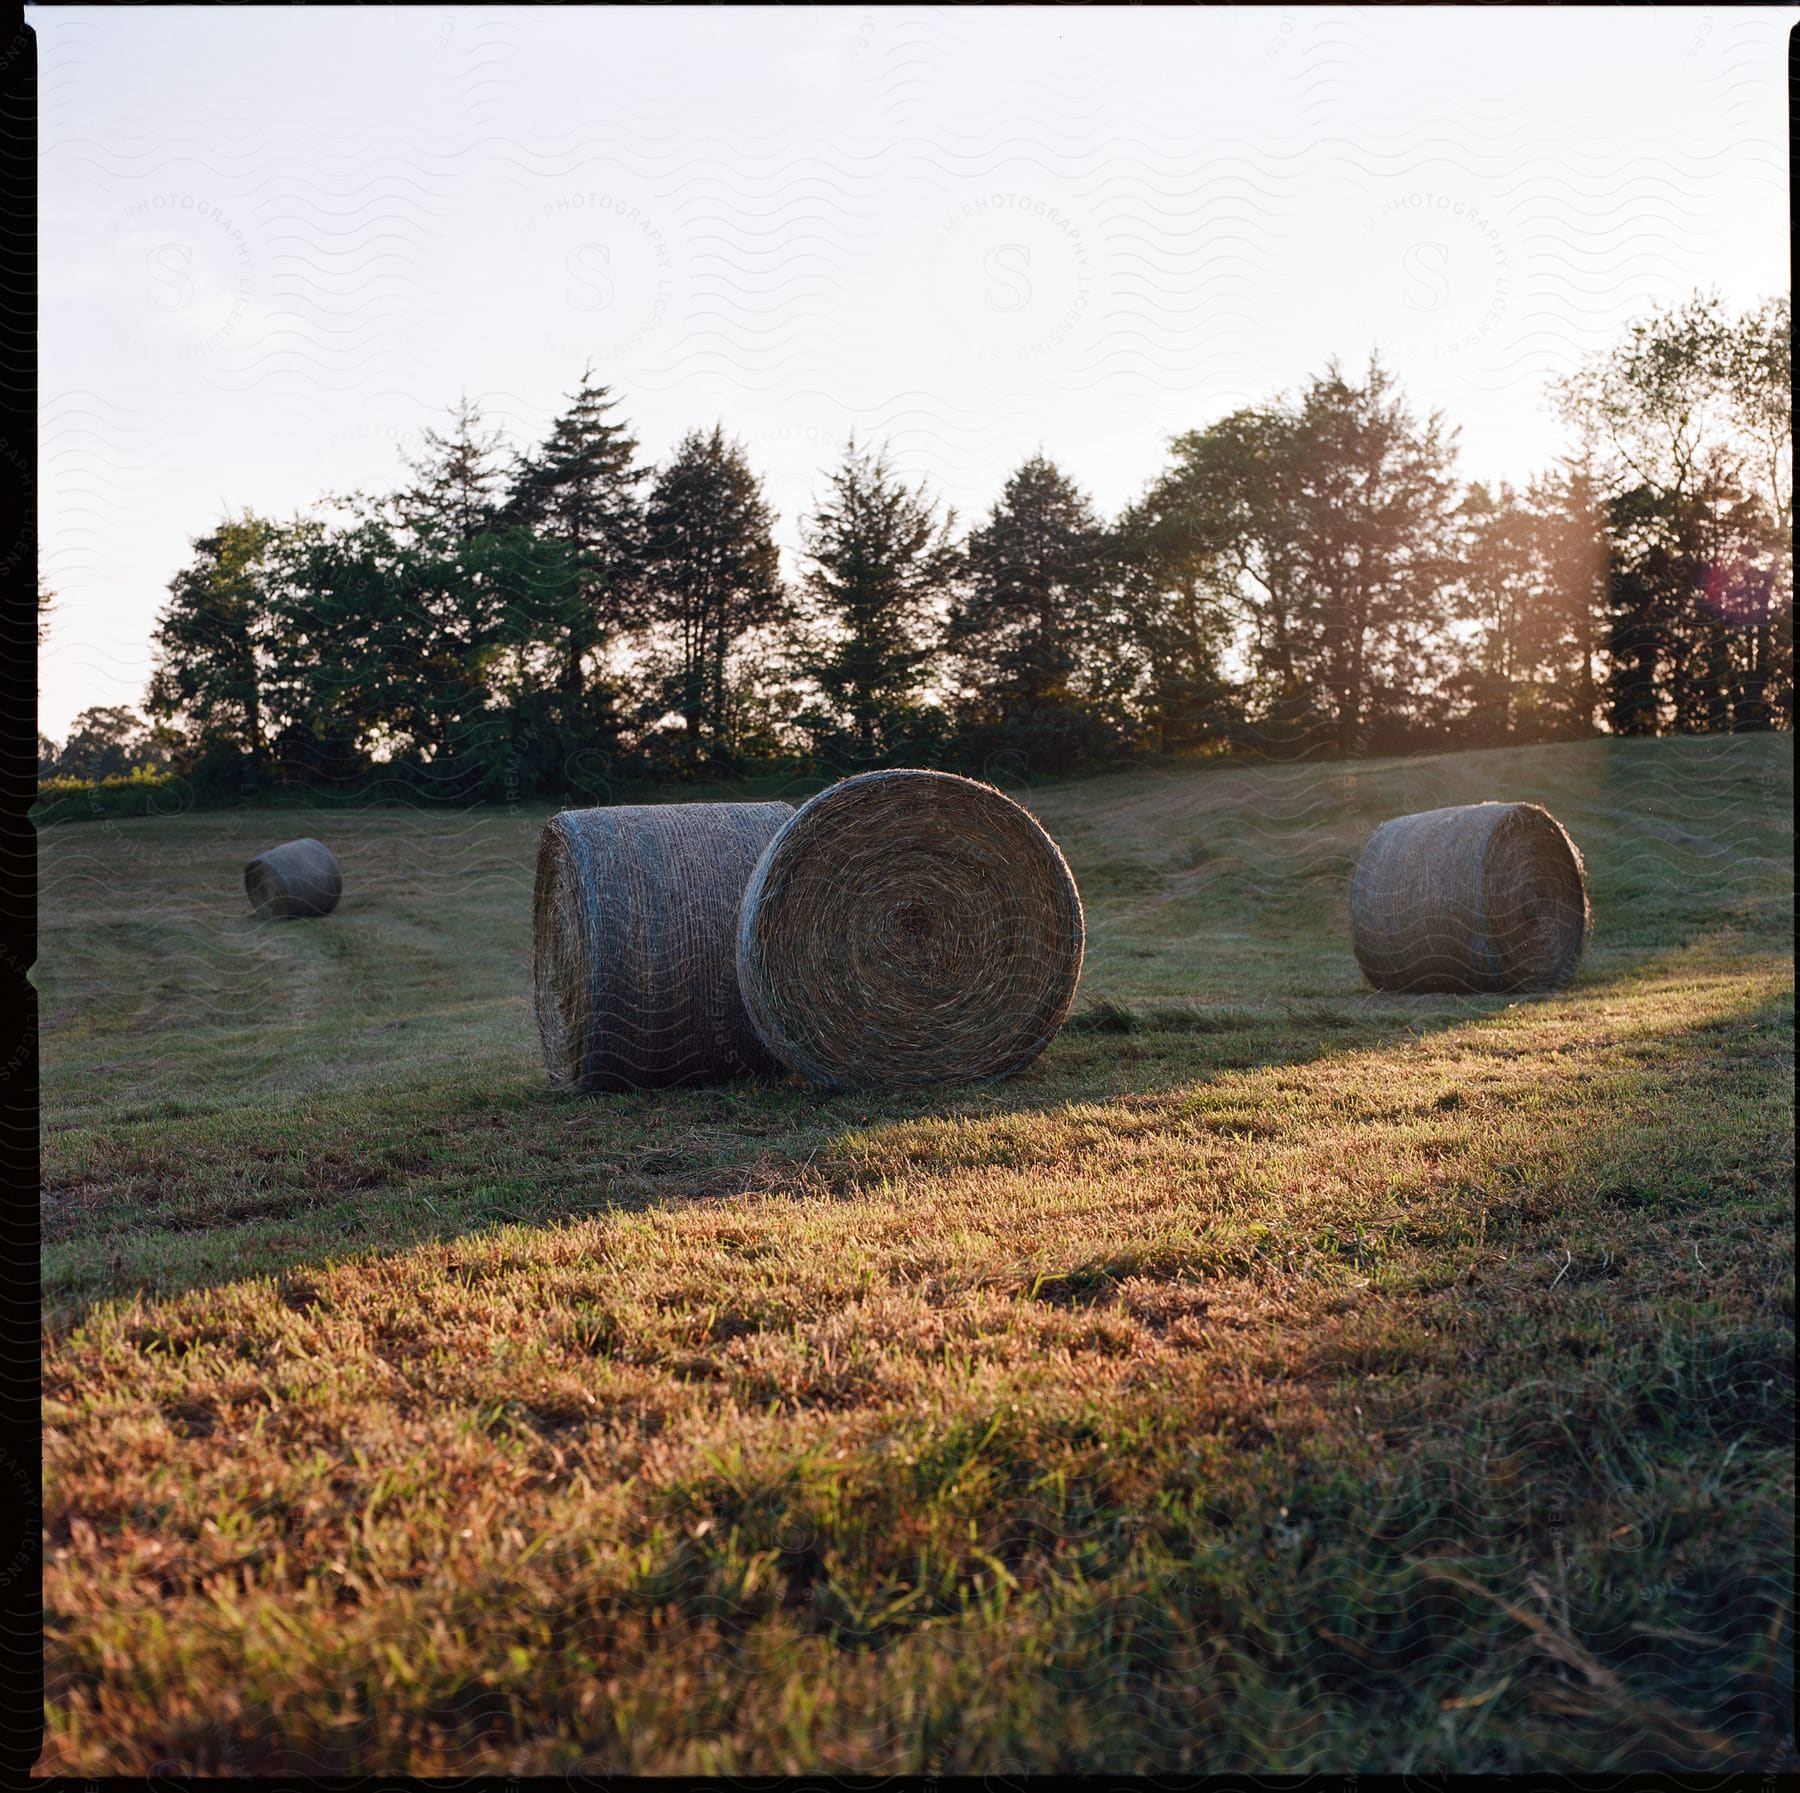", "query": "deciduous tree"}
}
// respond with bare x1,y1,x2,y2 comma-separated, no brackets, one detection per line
147,513,282,767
